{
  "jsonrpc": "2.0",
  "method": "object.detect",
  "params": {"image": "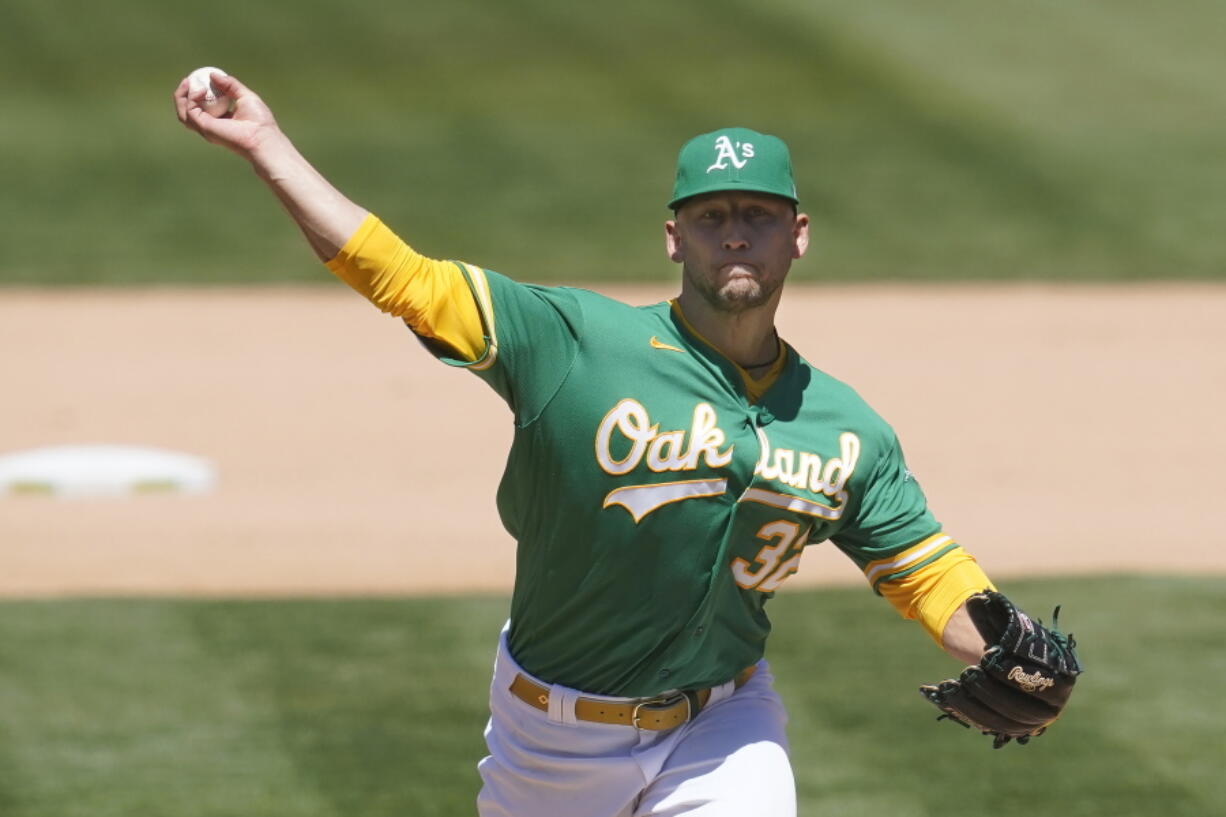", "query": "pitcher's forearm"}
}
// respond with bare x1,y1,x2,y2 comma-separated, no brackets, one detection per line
249,132,368,262
941,603,987,665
